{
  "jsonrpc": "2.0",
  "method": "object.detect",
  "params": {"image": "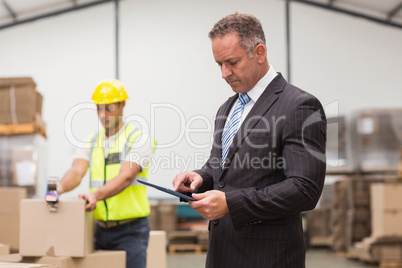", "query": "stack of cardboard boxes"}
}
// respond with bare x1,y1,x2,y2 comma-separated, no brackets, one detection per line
328,177,349,252
0,190,167,268
371,183,402,239
345,176,387,248
0,77,45,136
349,182,402,263
149,200,178,234
0,196,126,268
354,109,402,173
0,77,47,198
305,206,333,247
308,175,388,253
